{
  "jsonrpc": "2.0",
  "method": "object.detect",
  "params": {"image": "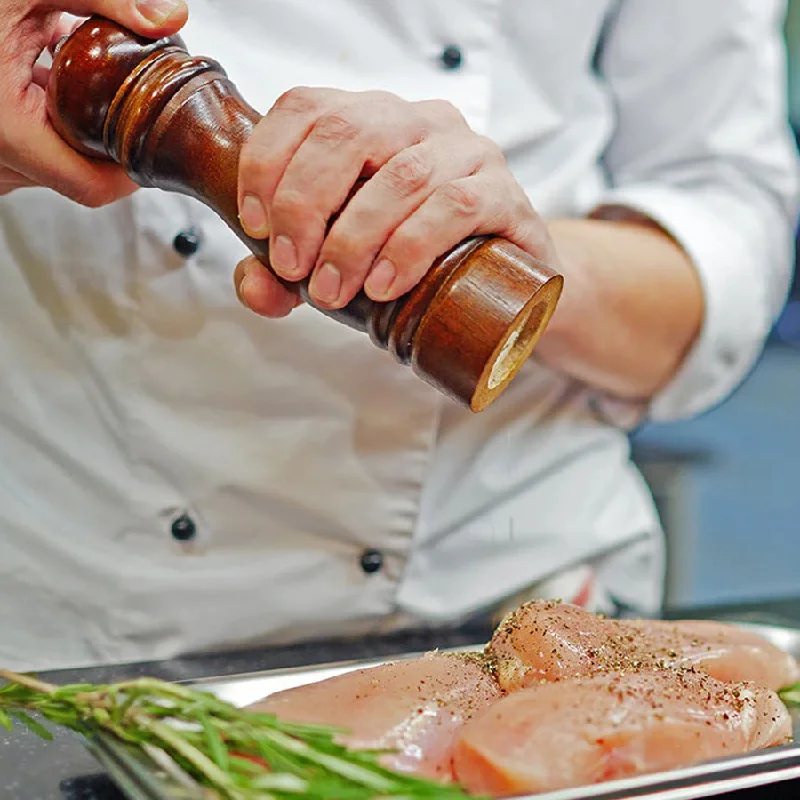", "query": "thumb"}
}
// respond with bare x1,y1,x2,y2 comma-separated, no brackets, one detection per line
55,0,188,37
